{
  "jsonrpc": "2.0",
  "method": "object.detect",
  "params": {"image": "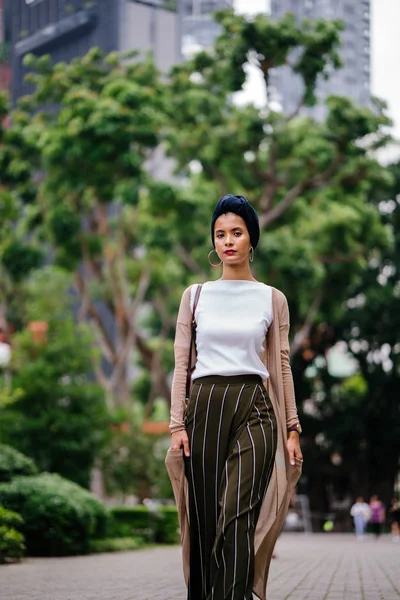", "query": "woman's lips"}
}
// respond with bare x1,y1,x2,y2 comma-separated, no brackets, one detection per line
224,250,237,255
